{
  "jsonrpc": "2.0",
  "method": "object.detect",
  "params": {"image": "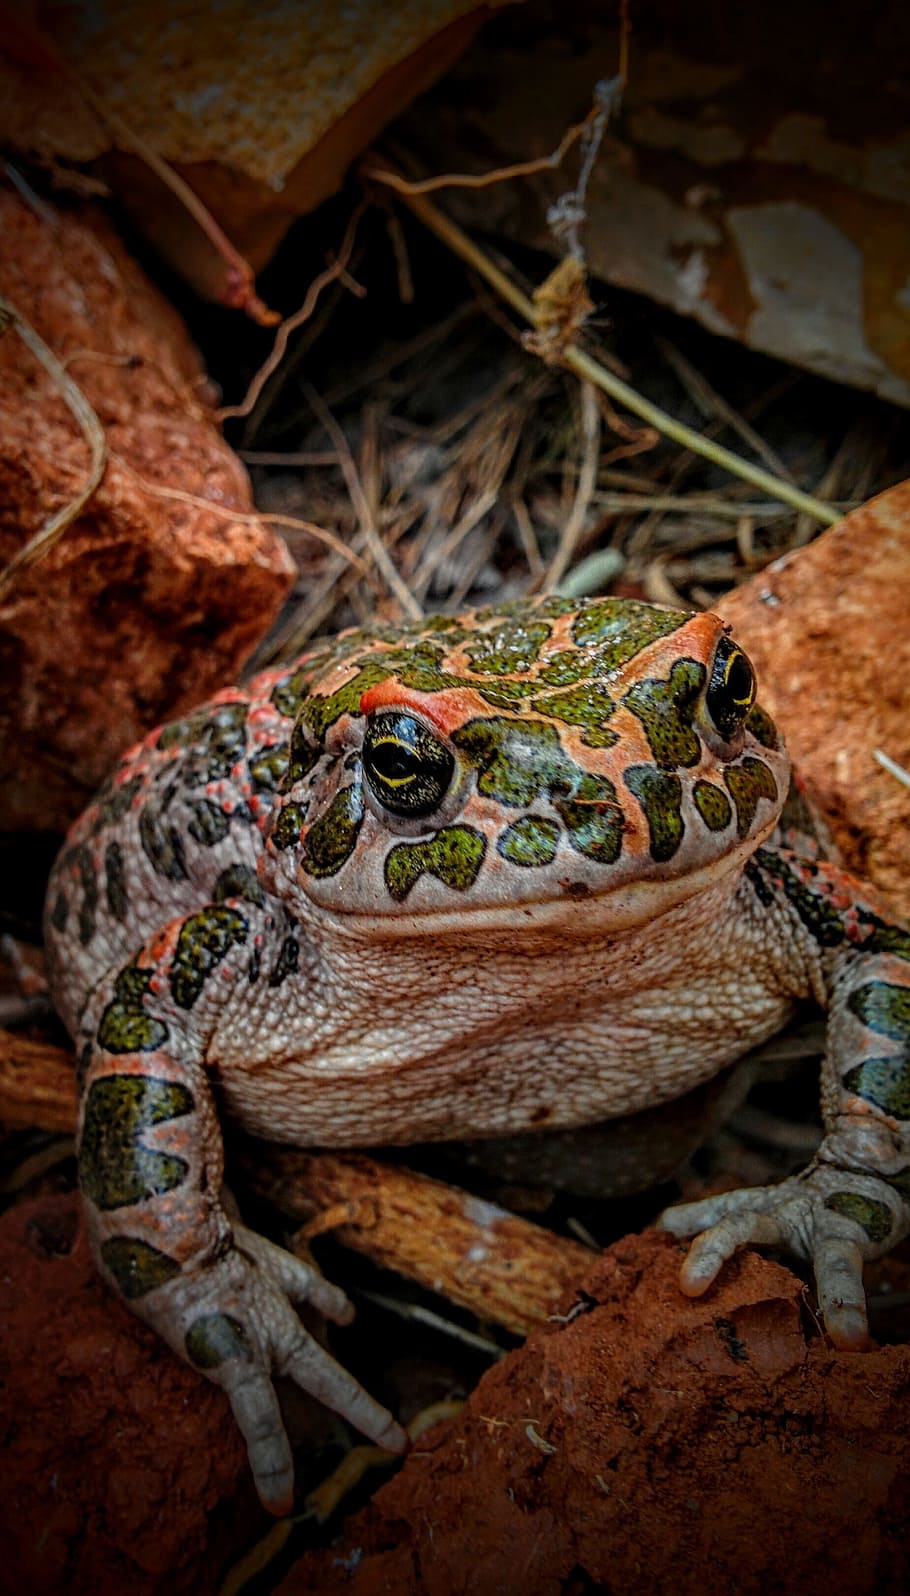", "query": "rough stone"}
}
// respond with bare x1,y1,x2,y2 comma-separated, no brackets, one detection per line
0,185,294,833
0,1193,249,1595
718,479,910,921
0,1,514,299
278,1232,910,1596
